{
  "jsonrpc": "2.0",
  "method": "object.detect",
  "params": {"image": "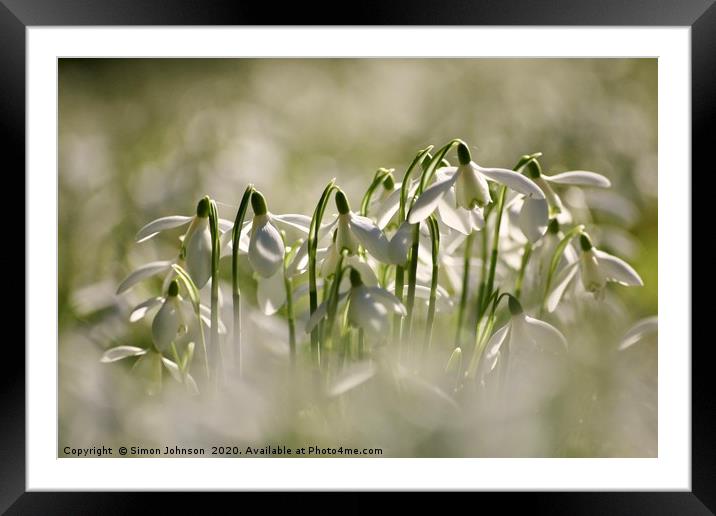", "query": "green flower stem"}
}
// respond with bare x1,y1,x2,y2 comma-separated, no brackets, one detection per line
424,216,440,353
540,224,585,314
475,222,489,327
231,185,254,377
514,241,533,300
402,141,462,347
322,249,348,349
393,147,433,344
171,263,210,381
416,139,462,193
467,291,508,379
480,154,536,316
392,265,405,343
208,198,223,388
483,185,507,314
360,168,392,216
308,179,337,365
402,223,421,344
281,233,298,366
454,232,474,348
